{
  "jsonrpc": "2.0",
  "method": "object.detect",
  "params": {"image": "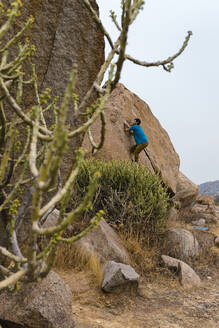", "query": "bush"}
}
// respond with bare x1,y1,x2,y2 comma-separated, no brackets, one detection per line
71,160,170,240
